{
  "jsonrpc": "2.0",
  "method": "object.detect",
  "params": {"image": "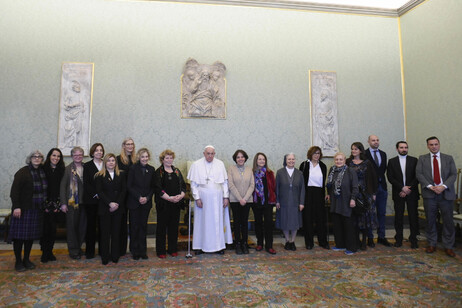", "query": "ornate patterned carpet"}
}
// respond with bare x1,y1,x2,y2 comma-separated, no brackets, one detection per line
0,242,461,307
